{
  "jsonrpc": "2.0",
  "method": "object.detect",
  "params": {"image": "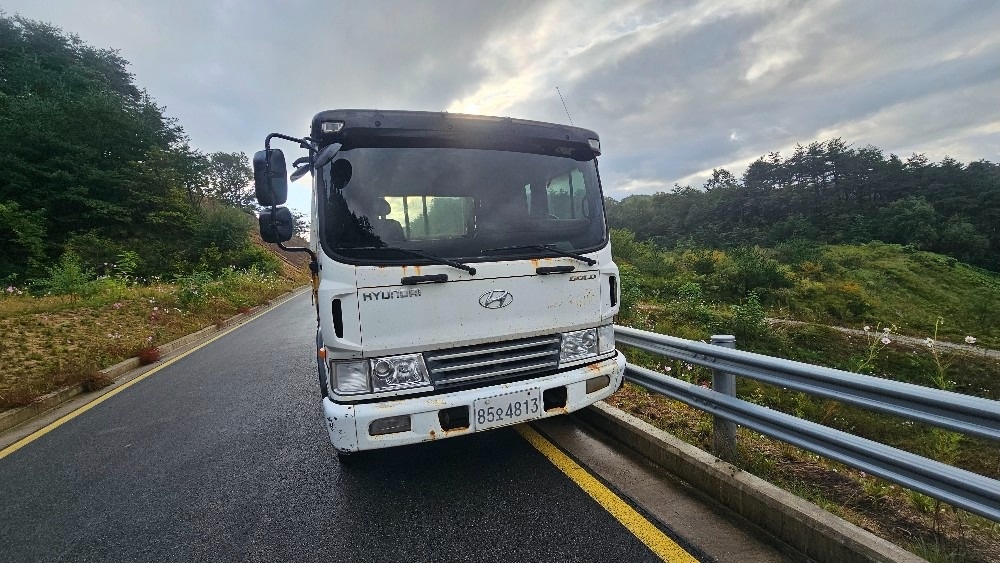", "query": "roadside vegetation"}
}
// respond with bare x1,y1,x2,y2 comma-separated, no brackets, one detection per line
0,244,308,410
0,16,311,410
607,229,1000,562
